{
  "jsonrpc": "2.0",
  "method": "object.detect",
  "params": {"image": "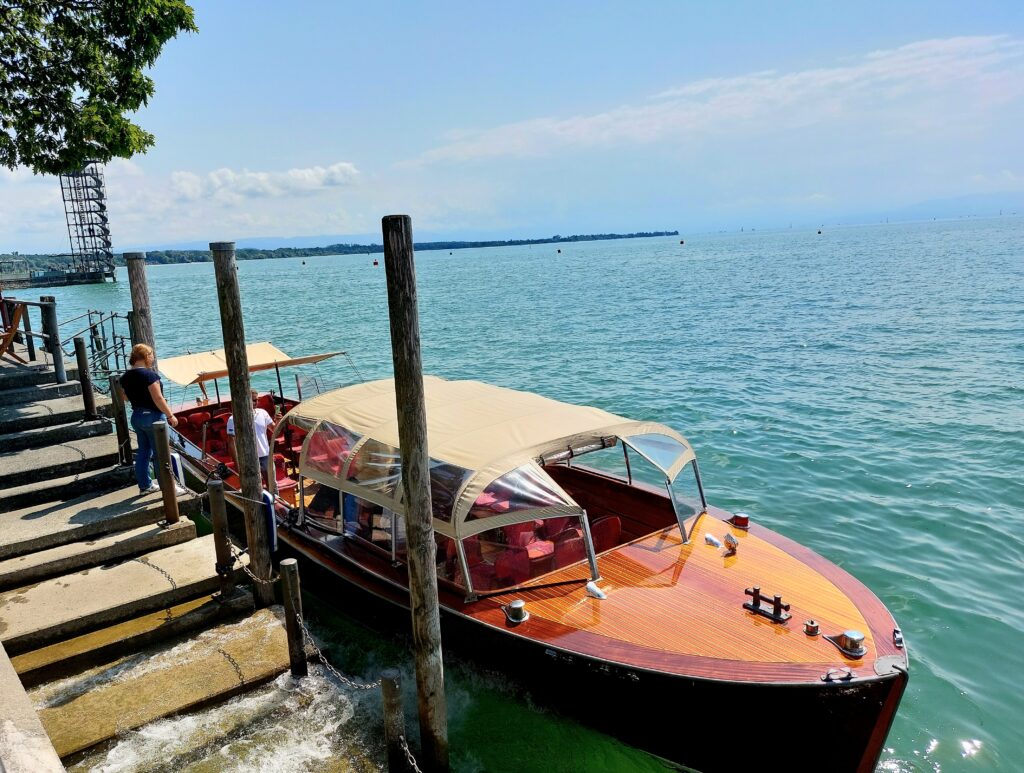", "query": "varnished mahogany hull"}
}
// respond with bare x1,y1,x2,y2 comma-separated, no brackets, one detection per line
274,526,907,773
